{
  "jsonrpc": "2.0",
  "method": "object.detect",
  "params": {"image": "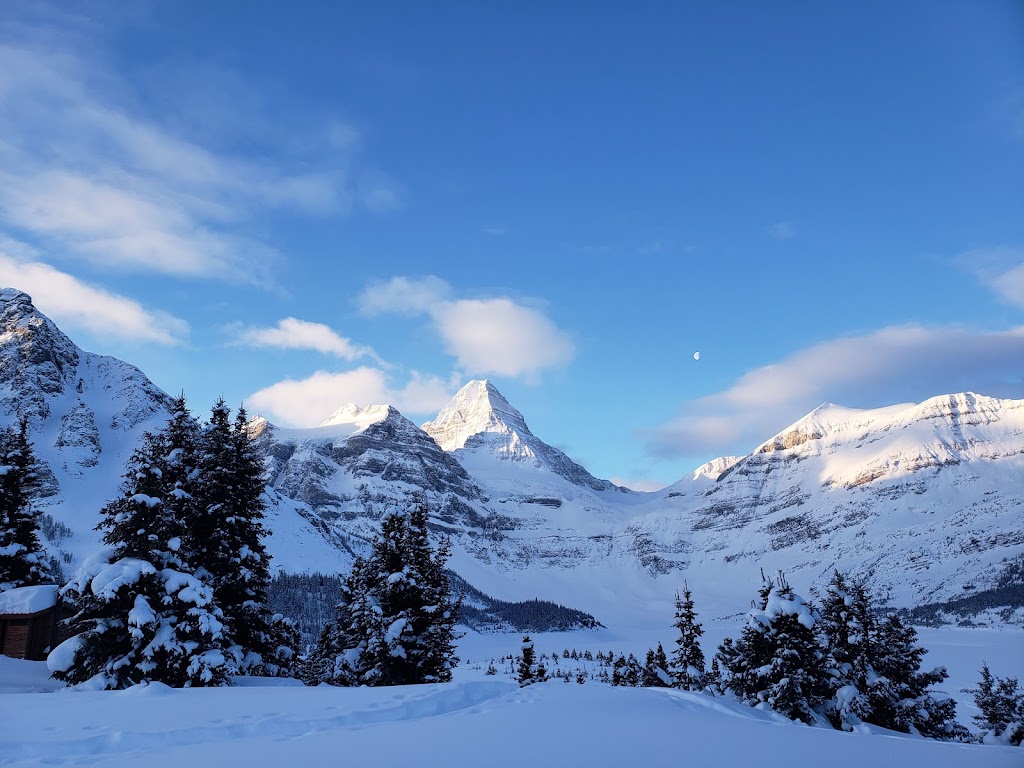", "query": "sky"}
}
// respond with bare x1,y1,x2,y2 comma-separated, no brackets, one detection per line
0,1,1021,490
